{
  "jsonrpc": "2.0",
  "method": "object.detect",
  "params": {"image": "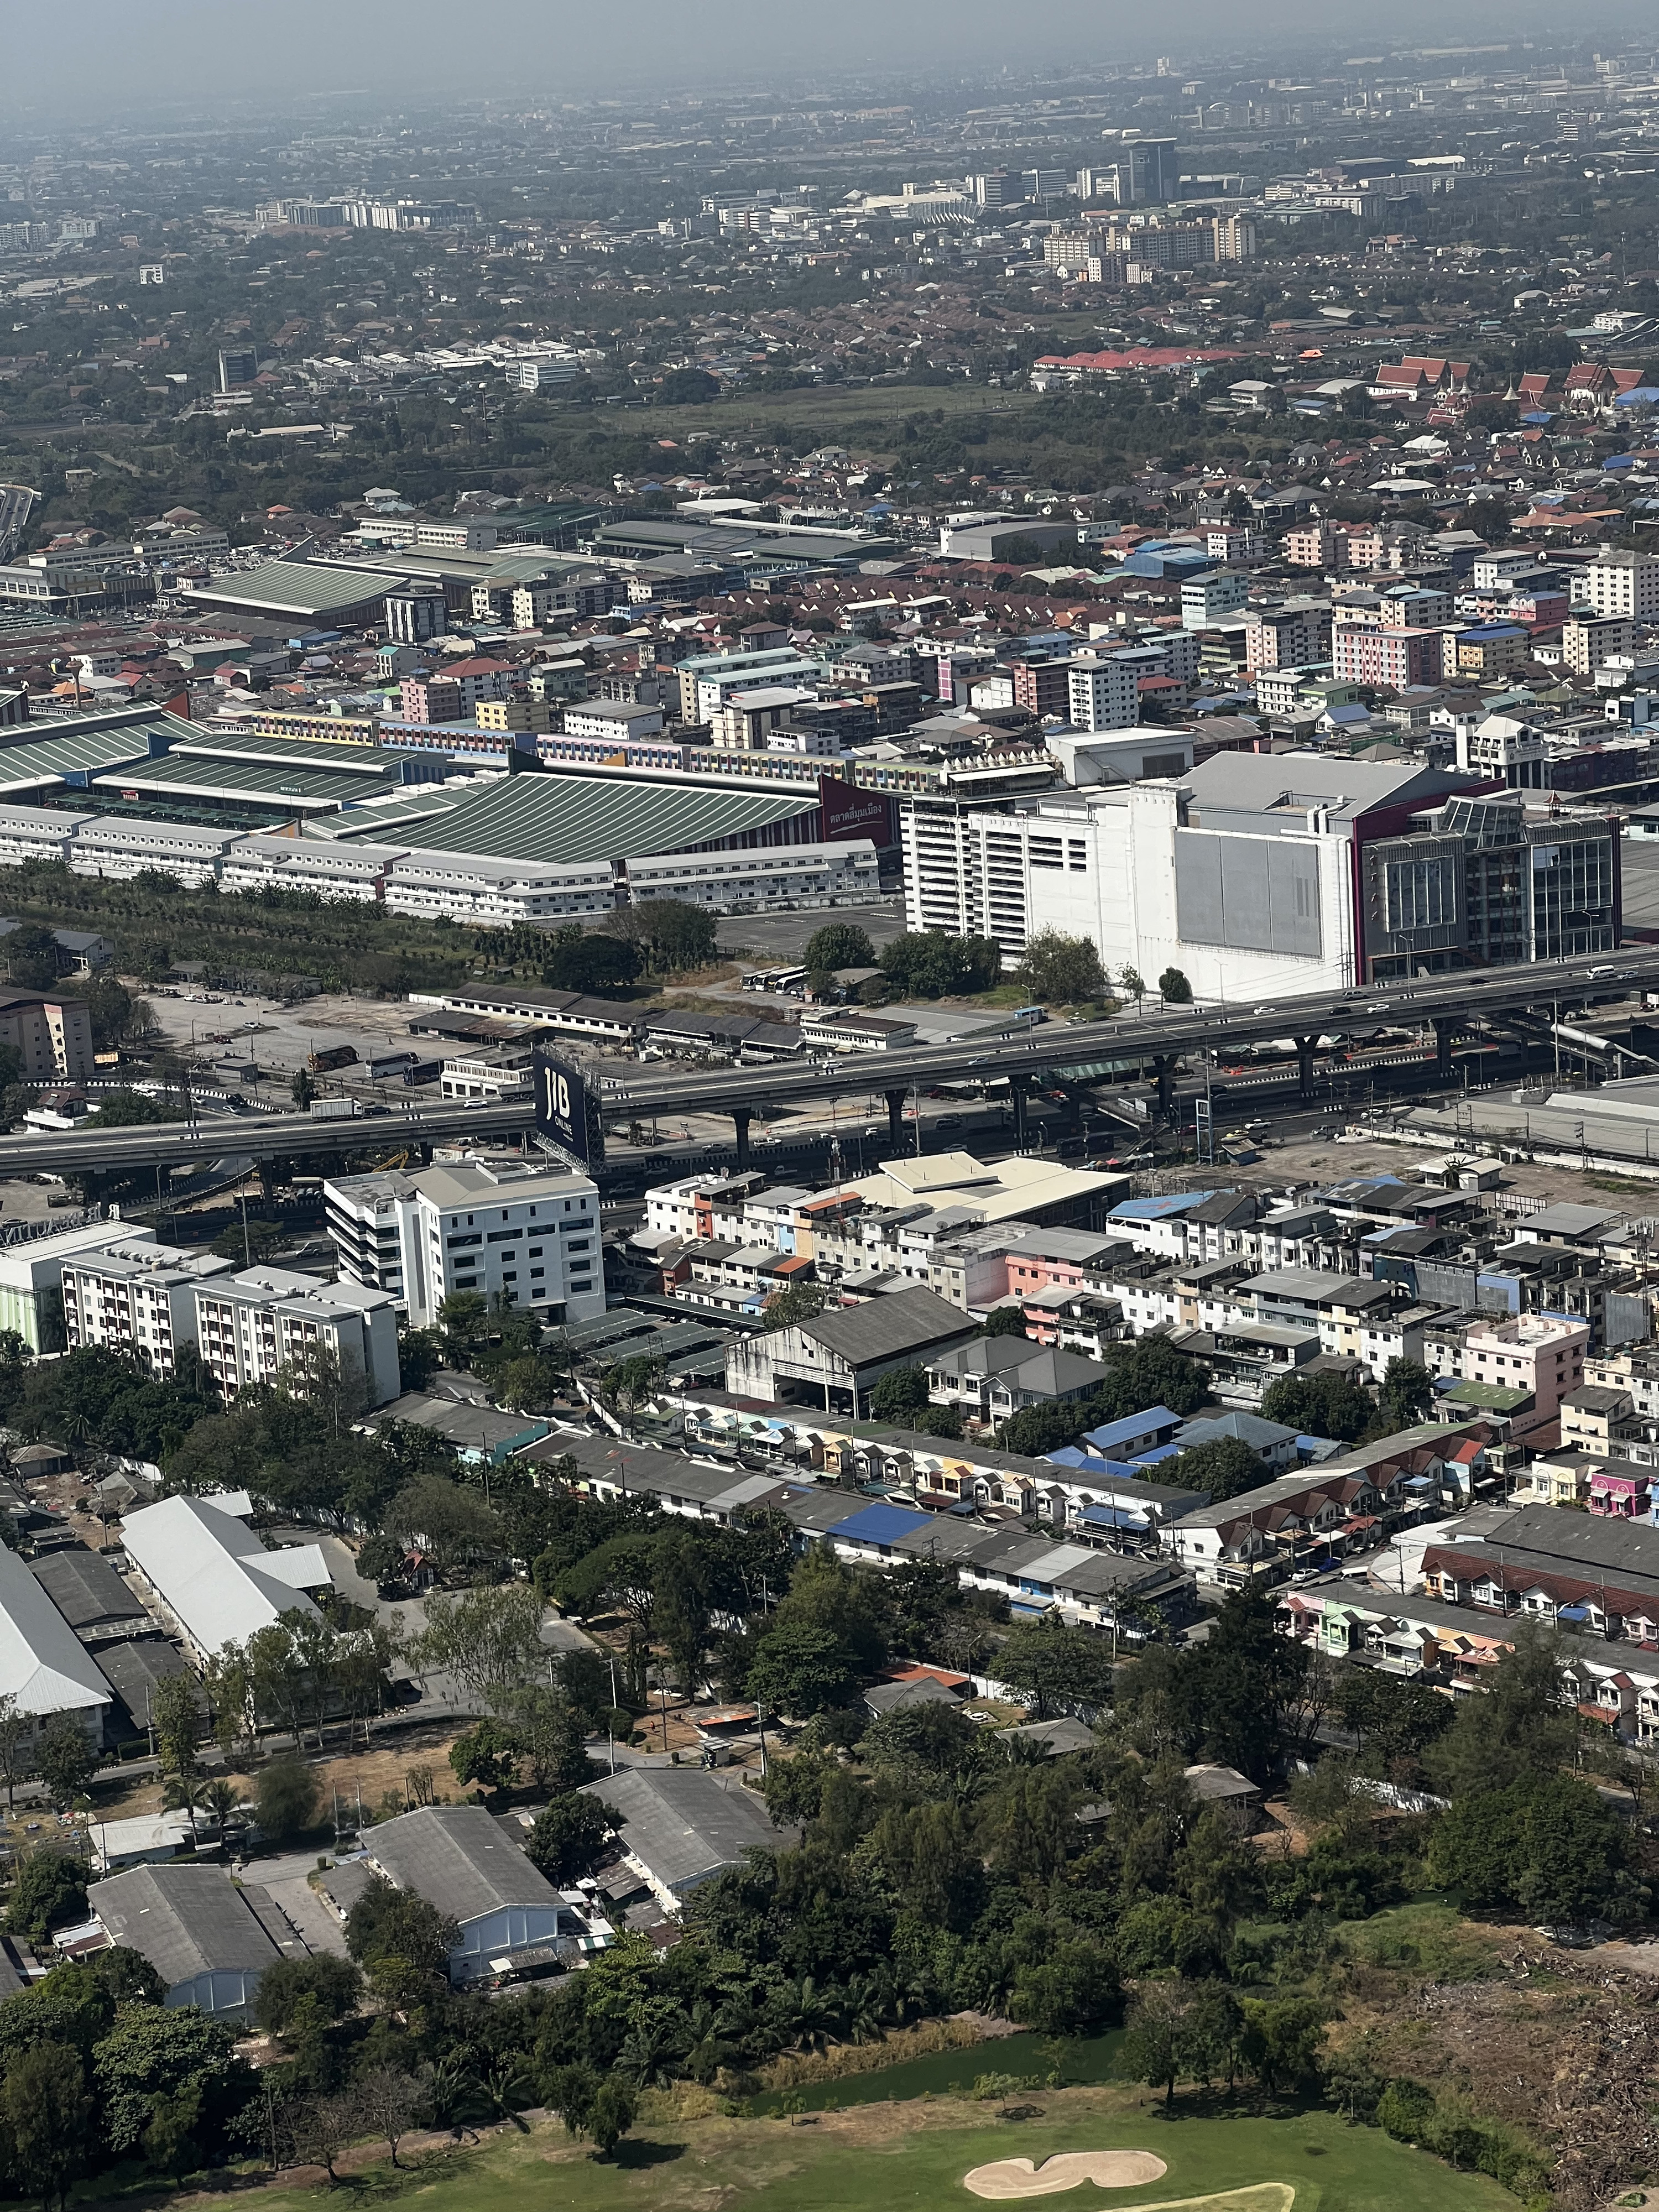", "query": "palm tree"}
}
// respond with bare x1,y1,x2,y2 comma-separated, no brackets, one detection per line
160,1770,202,1846
200,1777,243,1852
477,2059,532,2131
616,2014,685,2089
